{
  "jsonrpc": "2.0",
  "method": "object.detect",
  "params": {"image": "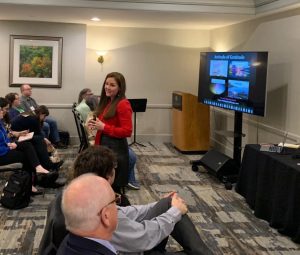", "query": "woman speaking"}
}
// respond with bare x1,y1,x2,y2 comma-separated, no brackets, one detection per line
88,72,132,193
